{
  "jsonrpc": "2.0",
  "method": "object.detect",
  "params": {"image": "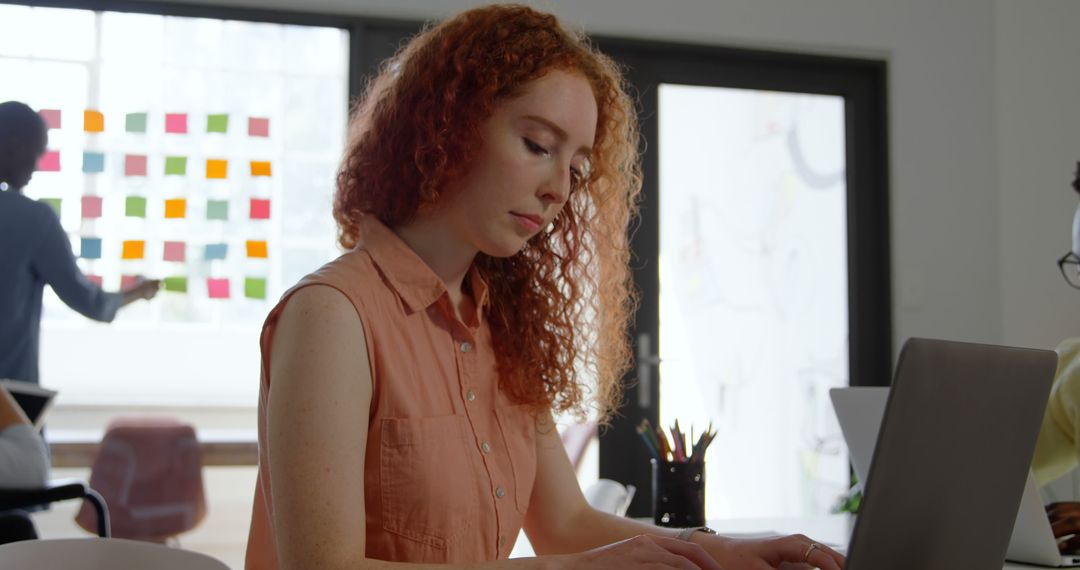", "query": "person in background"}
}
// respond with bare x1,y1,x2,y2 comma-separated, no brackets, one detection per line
0,101,160,386
1033,161,1080,552
0,384,50,543
246,5,844,570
